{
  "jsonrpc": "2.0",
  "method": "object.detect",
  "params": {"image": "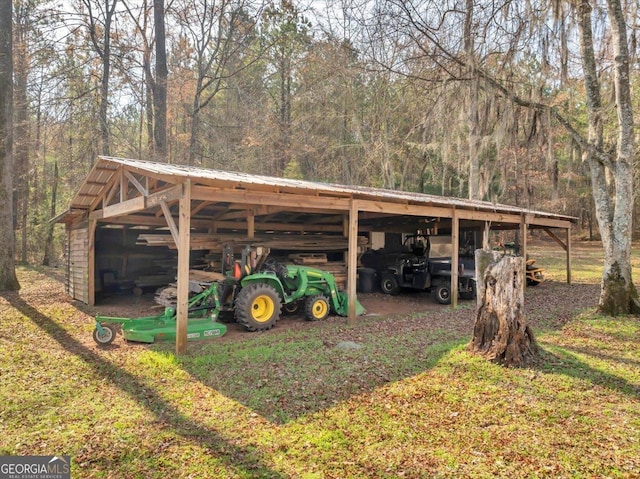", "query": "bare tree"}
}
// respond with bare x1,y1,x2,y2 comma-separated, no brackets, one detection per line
0,0,20,290
153,0,168,160
14,0,31,264
122,0,155,156
174,0,258,166
83,0,119,156
42,161,58,266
